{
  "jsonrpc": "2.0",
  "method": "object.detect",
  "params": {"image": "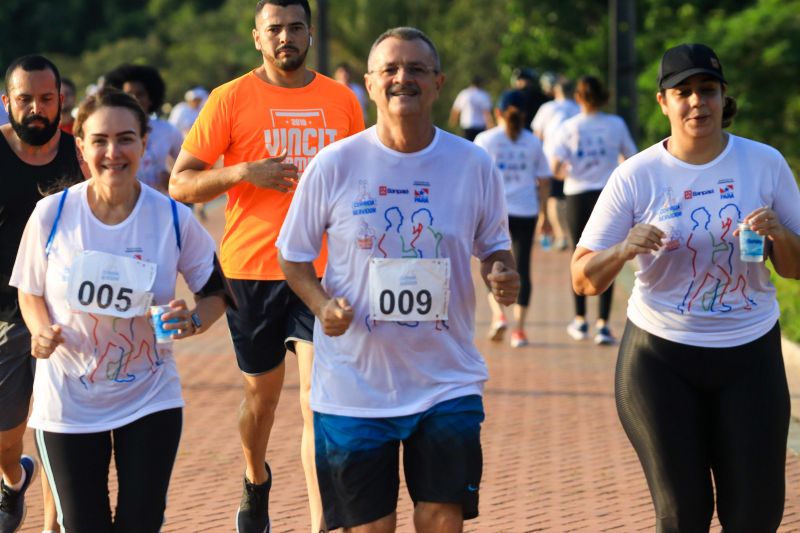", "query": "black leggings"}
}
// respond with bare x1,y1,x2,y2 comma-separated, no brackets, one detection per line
509,215,537,307
616,321,789,533
36,408,183,533
565,190,612,319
